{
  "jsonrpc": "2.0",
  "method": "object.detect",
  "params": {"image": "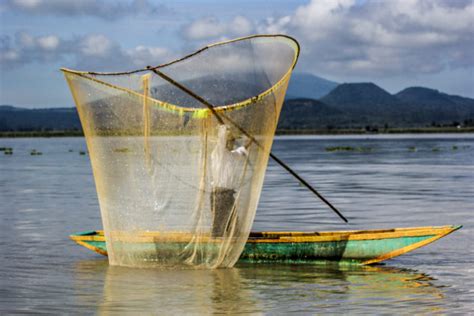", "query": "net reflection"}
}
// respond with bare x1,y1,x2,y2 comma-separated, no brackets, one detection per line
74,260,261,314
73,260,447,314
236,263,446,313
